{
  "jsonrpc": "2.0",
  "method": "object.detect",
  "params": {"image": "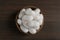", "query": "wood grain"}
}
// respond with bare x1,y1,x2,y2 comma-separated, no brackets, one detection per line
0,0,60,40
